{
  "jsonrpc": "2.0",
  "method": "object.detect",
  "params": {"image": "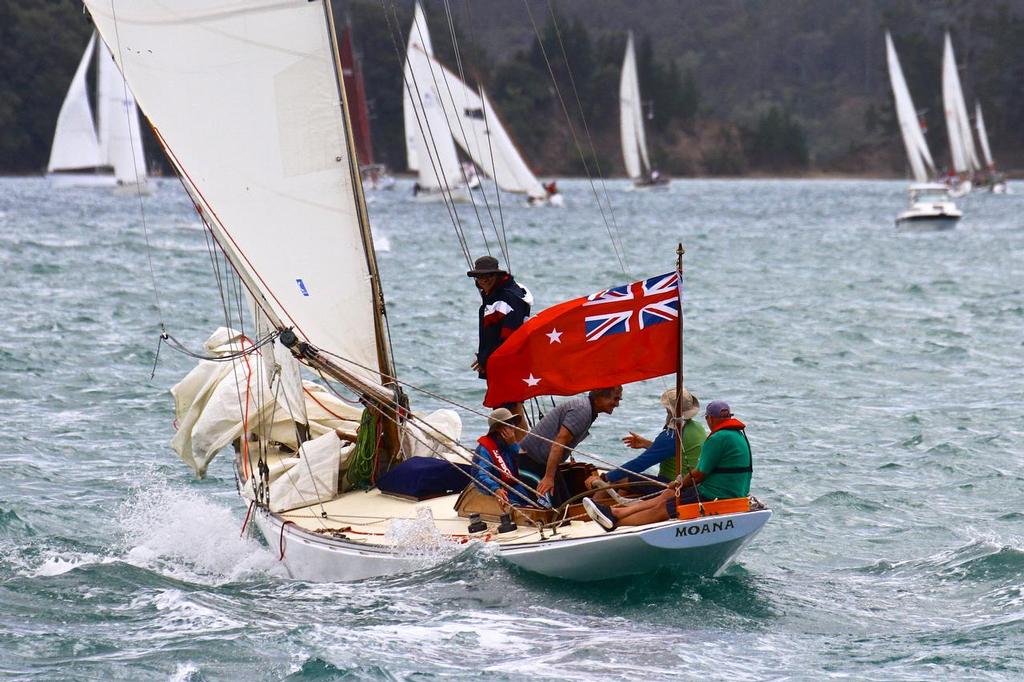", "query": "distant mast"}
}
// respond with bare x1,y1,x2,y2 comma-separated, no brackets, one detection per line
339,24,374,167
